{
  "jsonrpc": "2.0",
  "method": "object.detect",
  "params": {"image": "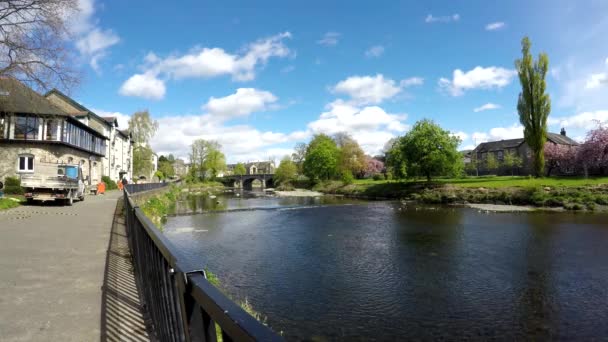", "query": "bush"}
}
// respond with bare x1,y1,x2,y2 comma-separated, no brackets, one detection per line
372,174,384,181
101,176,118,190
341,170,354,185
3,176,24,194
